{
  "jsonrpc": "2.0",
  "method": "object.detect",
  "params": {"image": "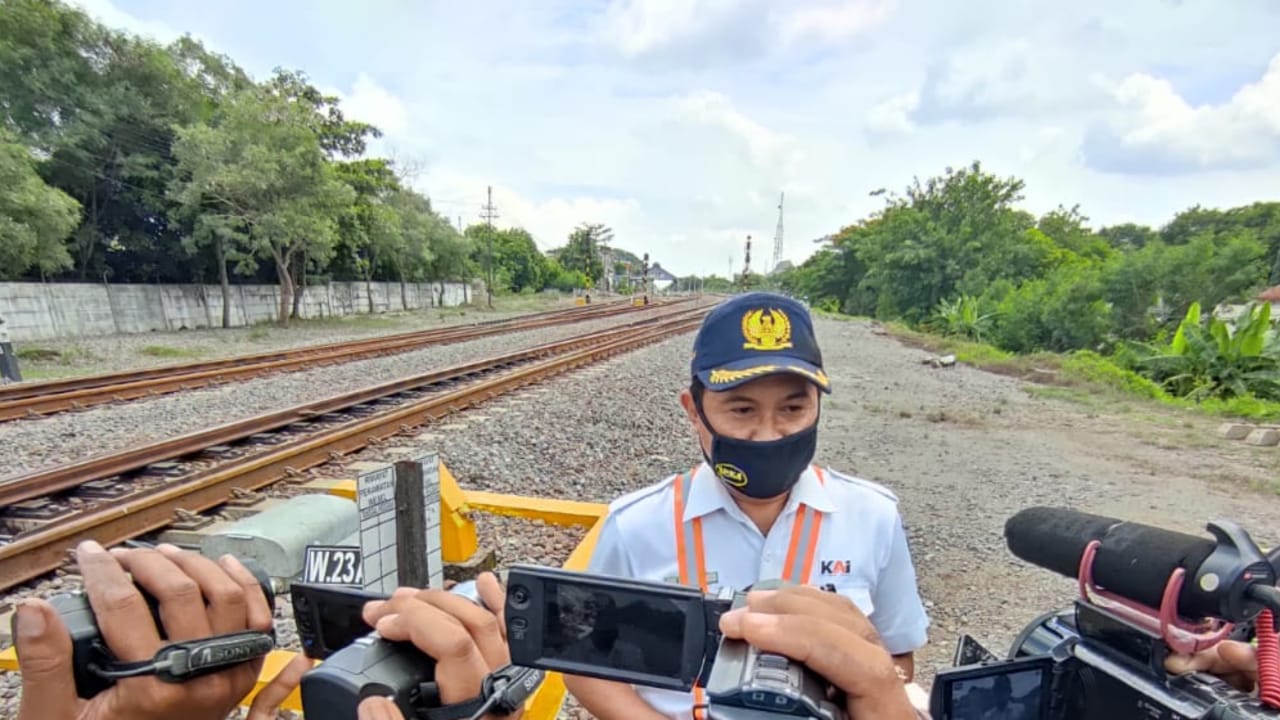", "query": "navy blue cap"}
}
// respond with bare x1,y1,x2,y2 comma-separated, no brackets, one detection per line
691,292,830,393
